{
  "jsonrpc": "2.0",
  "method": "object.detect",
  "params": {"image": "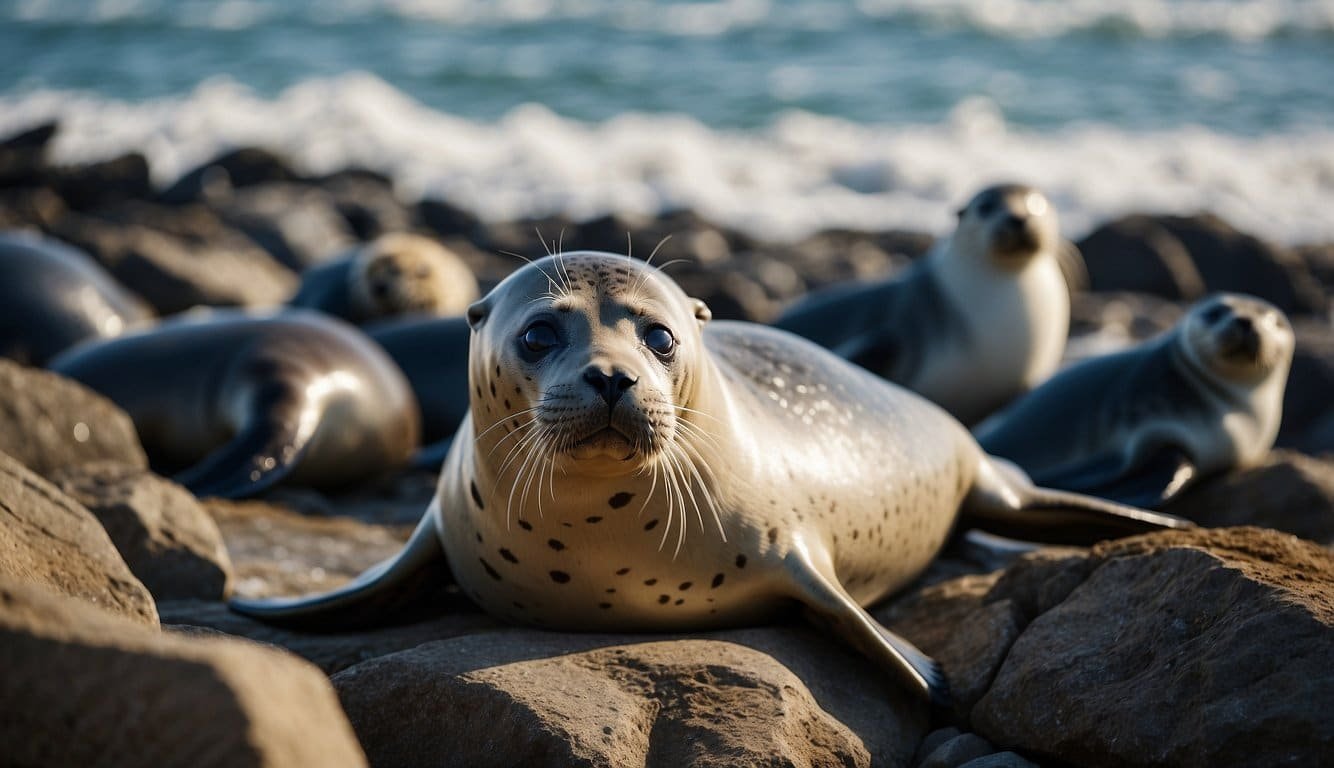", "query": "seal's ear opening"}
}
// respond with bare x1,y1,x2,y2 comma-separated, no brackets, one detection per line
956,206,968,221
692,298,712,325
466,300,488,330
